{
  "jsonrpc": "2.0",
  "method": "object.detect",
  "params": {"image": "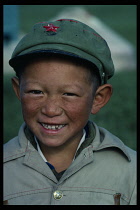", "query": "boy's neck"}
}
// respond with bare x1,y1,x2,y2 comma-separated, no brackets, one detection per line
39,134,83,173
